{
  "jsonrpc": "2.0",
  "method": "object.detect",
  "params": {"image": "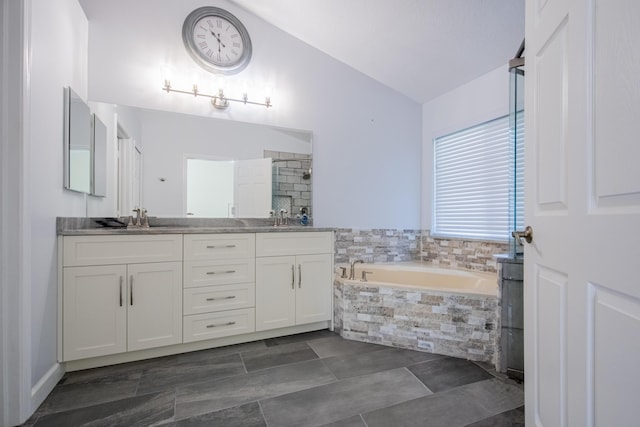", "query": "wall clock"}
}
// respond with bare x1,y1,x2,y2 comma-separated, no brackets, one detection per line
182,7,252,75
